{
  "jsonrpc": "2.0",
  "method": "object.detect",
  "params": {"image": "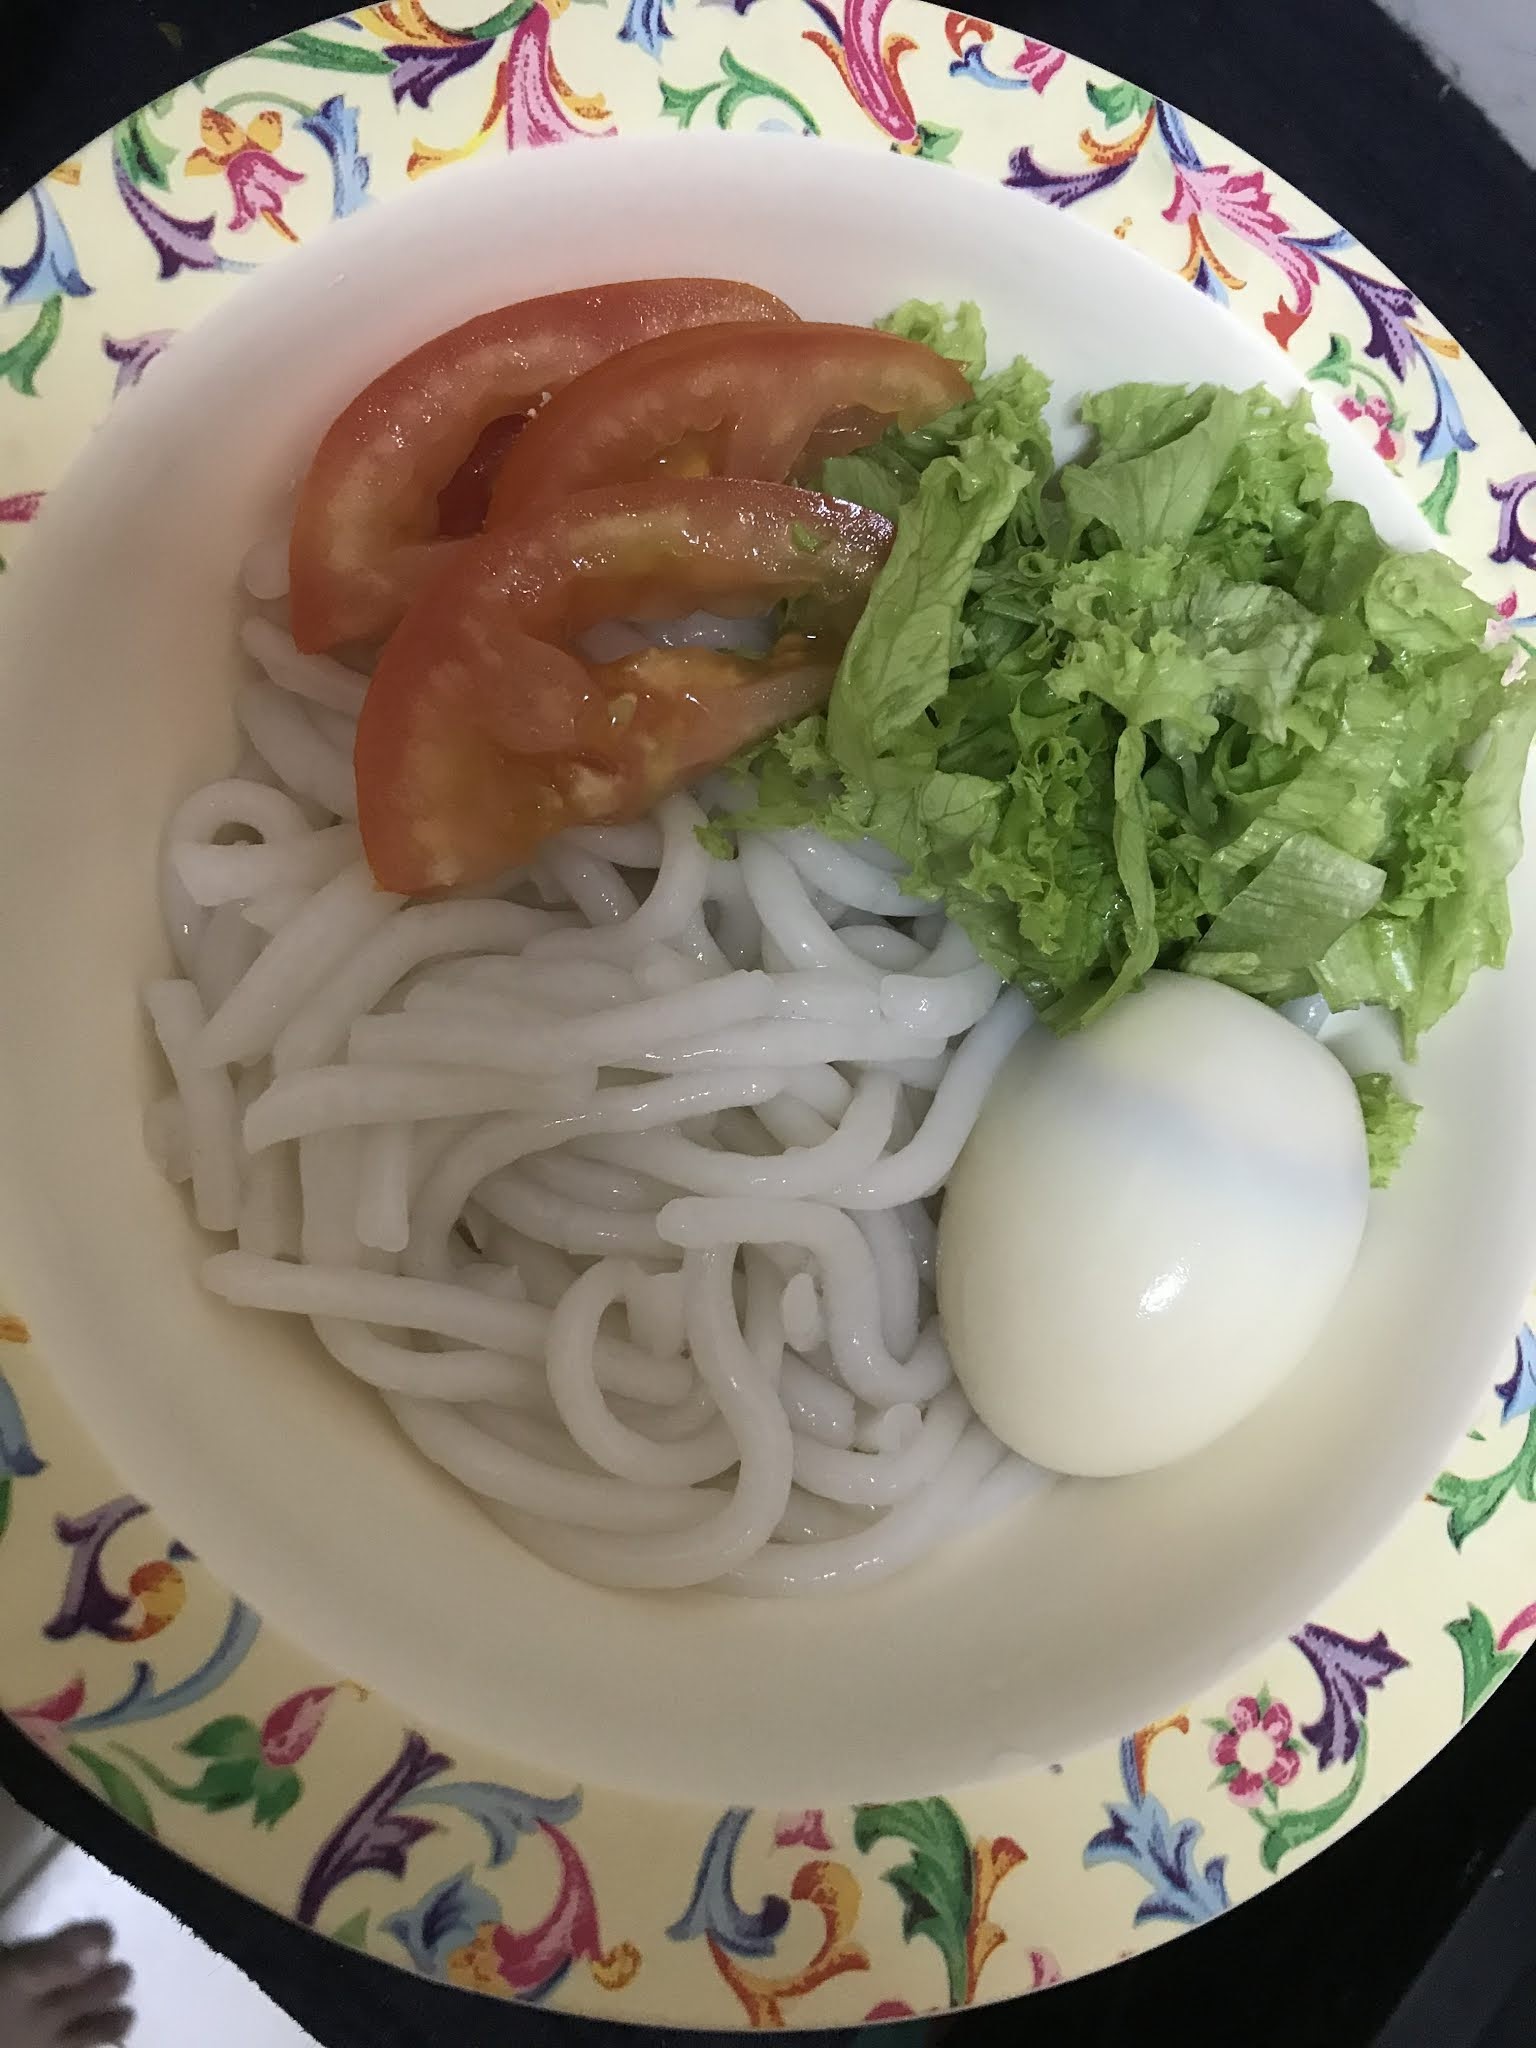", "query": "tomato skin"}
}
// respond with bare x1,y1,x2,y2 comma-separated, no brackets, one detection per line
288,279,798,653
484,322,971,523
354,480,892,894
